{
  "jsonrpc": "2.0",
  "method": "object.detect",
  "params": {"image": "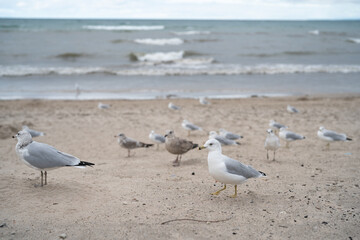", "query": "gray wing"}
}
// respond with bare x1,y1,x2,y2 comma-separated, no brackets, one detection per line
25,142,80,169
286,132,304,140
215,136,235,145
225,132,242,140
154,134,165,143
122,137,139,149
186,123,200,130
274,123,285,129
224,157,262,179
323,131,346,141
